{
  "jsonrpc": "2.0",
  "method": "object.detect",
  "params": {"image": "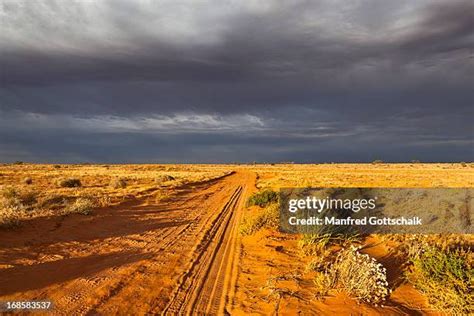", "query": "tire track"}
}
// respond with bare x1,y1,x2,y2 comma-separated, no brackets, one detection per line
161,185,244,315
